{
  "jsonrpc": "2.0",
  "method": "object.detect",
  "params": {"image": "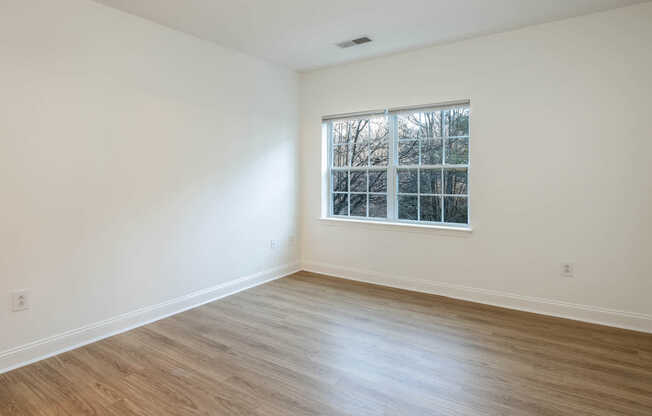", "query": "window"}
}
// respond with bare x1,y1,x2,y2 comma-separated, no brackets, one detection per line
326,103,470,227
